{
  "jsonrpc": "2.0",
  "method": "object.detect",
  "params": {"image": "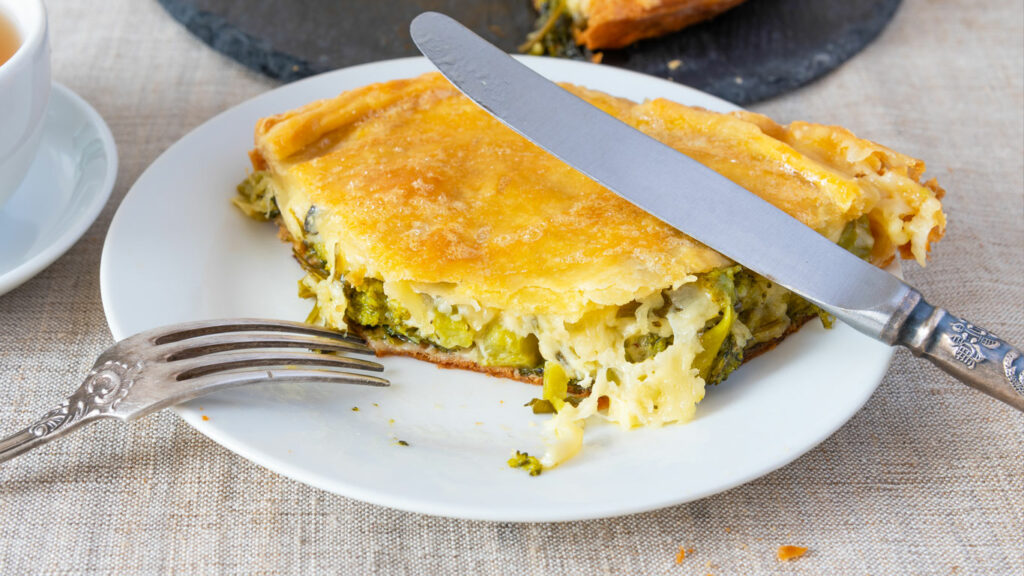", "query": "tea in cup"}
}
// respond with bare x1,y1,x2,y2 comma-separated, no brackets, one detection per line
0,0,51,209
